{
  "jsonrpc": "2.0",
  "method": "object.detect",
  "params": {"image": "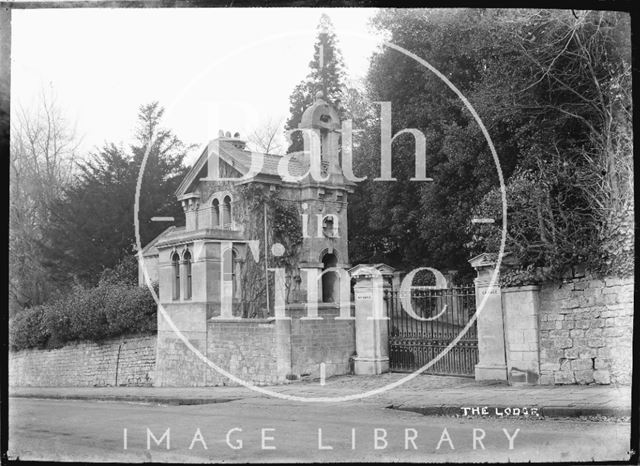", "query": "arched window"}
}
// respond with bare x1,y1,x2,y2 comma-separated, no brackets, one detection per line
223,248,239,299
212,199,220,227
322,215,336,237
232,250,238,299
172,252,180,300
321,252,338,303
222,195,232,227
183,250,192,300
